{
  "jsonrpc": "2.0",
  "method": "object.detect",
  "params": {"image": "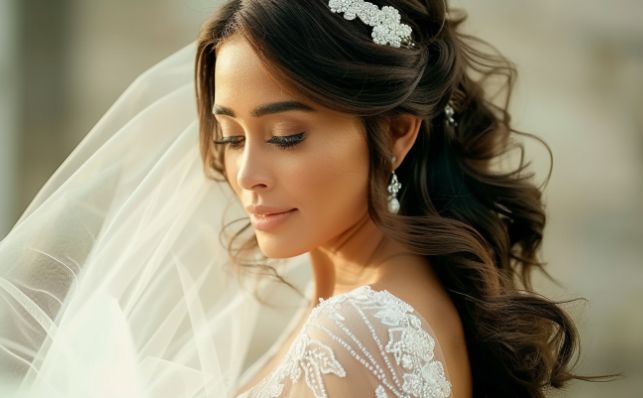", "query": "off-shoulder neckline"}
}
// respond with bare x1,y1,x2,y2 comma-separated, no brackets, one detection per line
235,284,442,397
314,284,435,330
317,284,411,306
